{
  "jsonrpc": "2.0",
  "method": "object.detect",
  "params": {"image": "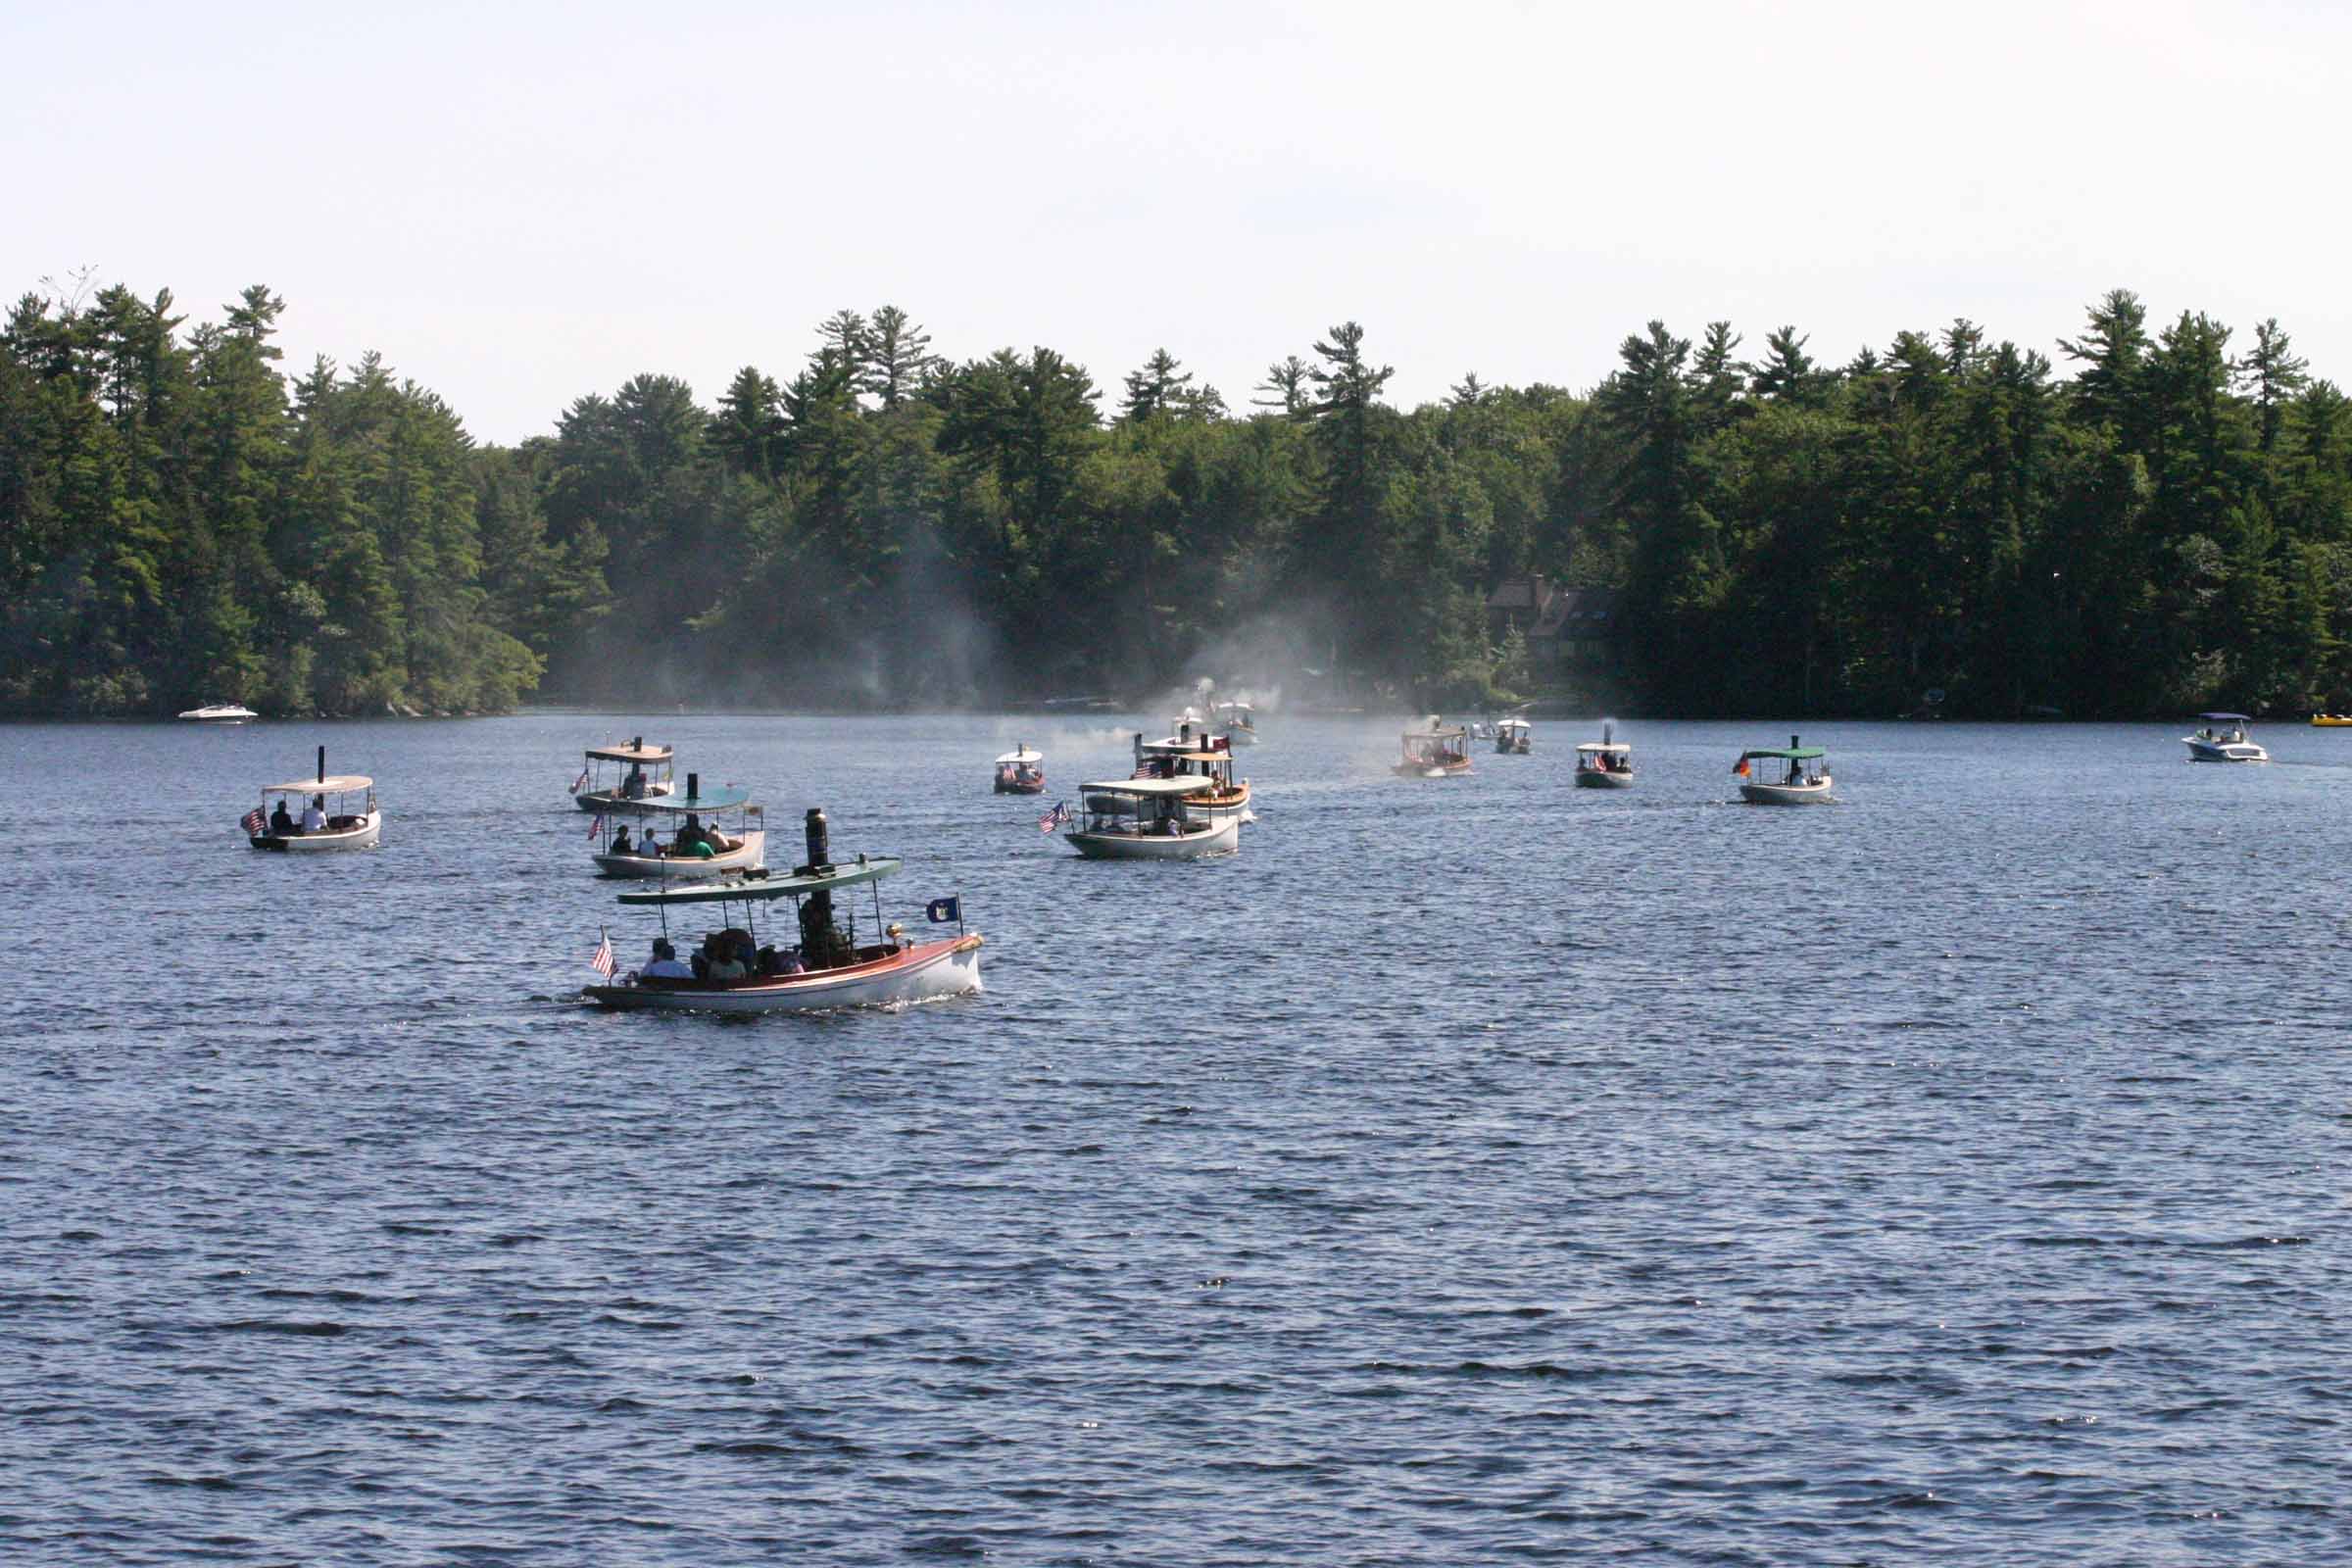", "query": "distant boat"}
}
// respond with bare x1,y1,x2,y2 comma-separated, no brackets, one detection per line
2183,713,2268,762
1574,722,1633,788
179,702,257,723
1213,700,1260,746
574,738,677,812
246,746,381,851
1395,718,1473,778
1494,717,1532,756
1736,735,1833,804
1132,716,1250,822
591,773,765,879
993,745,1046,795
2311,713,2352,727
